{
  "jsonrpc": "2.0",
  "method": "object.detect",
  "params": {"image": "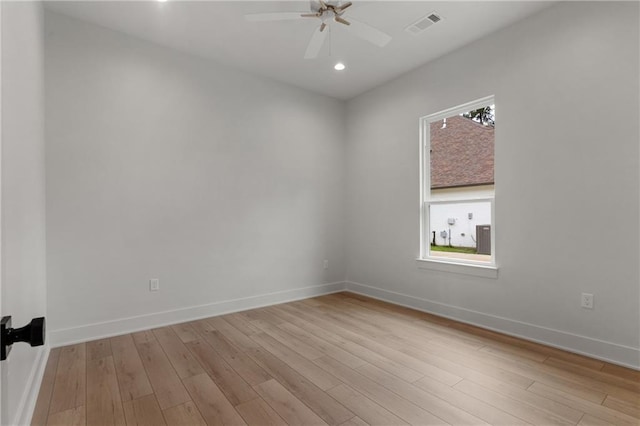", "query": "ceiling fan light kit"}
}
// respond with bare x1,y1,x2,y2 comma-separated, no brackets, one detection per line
244,0,391,60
